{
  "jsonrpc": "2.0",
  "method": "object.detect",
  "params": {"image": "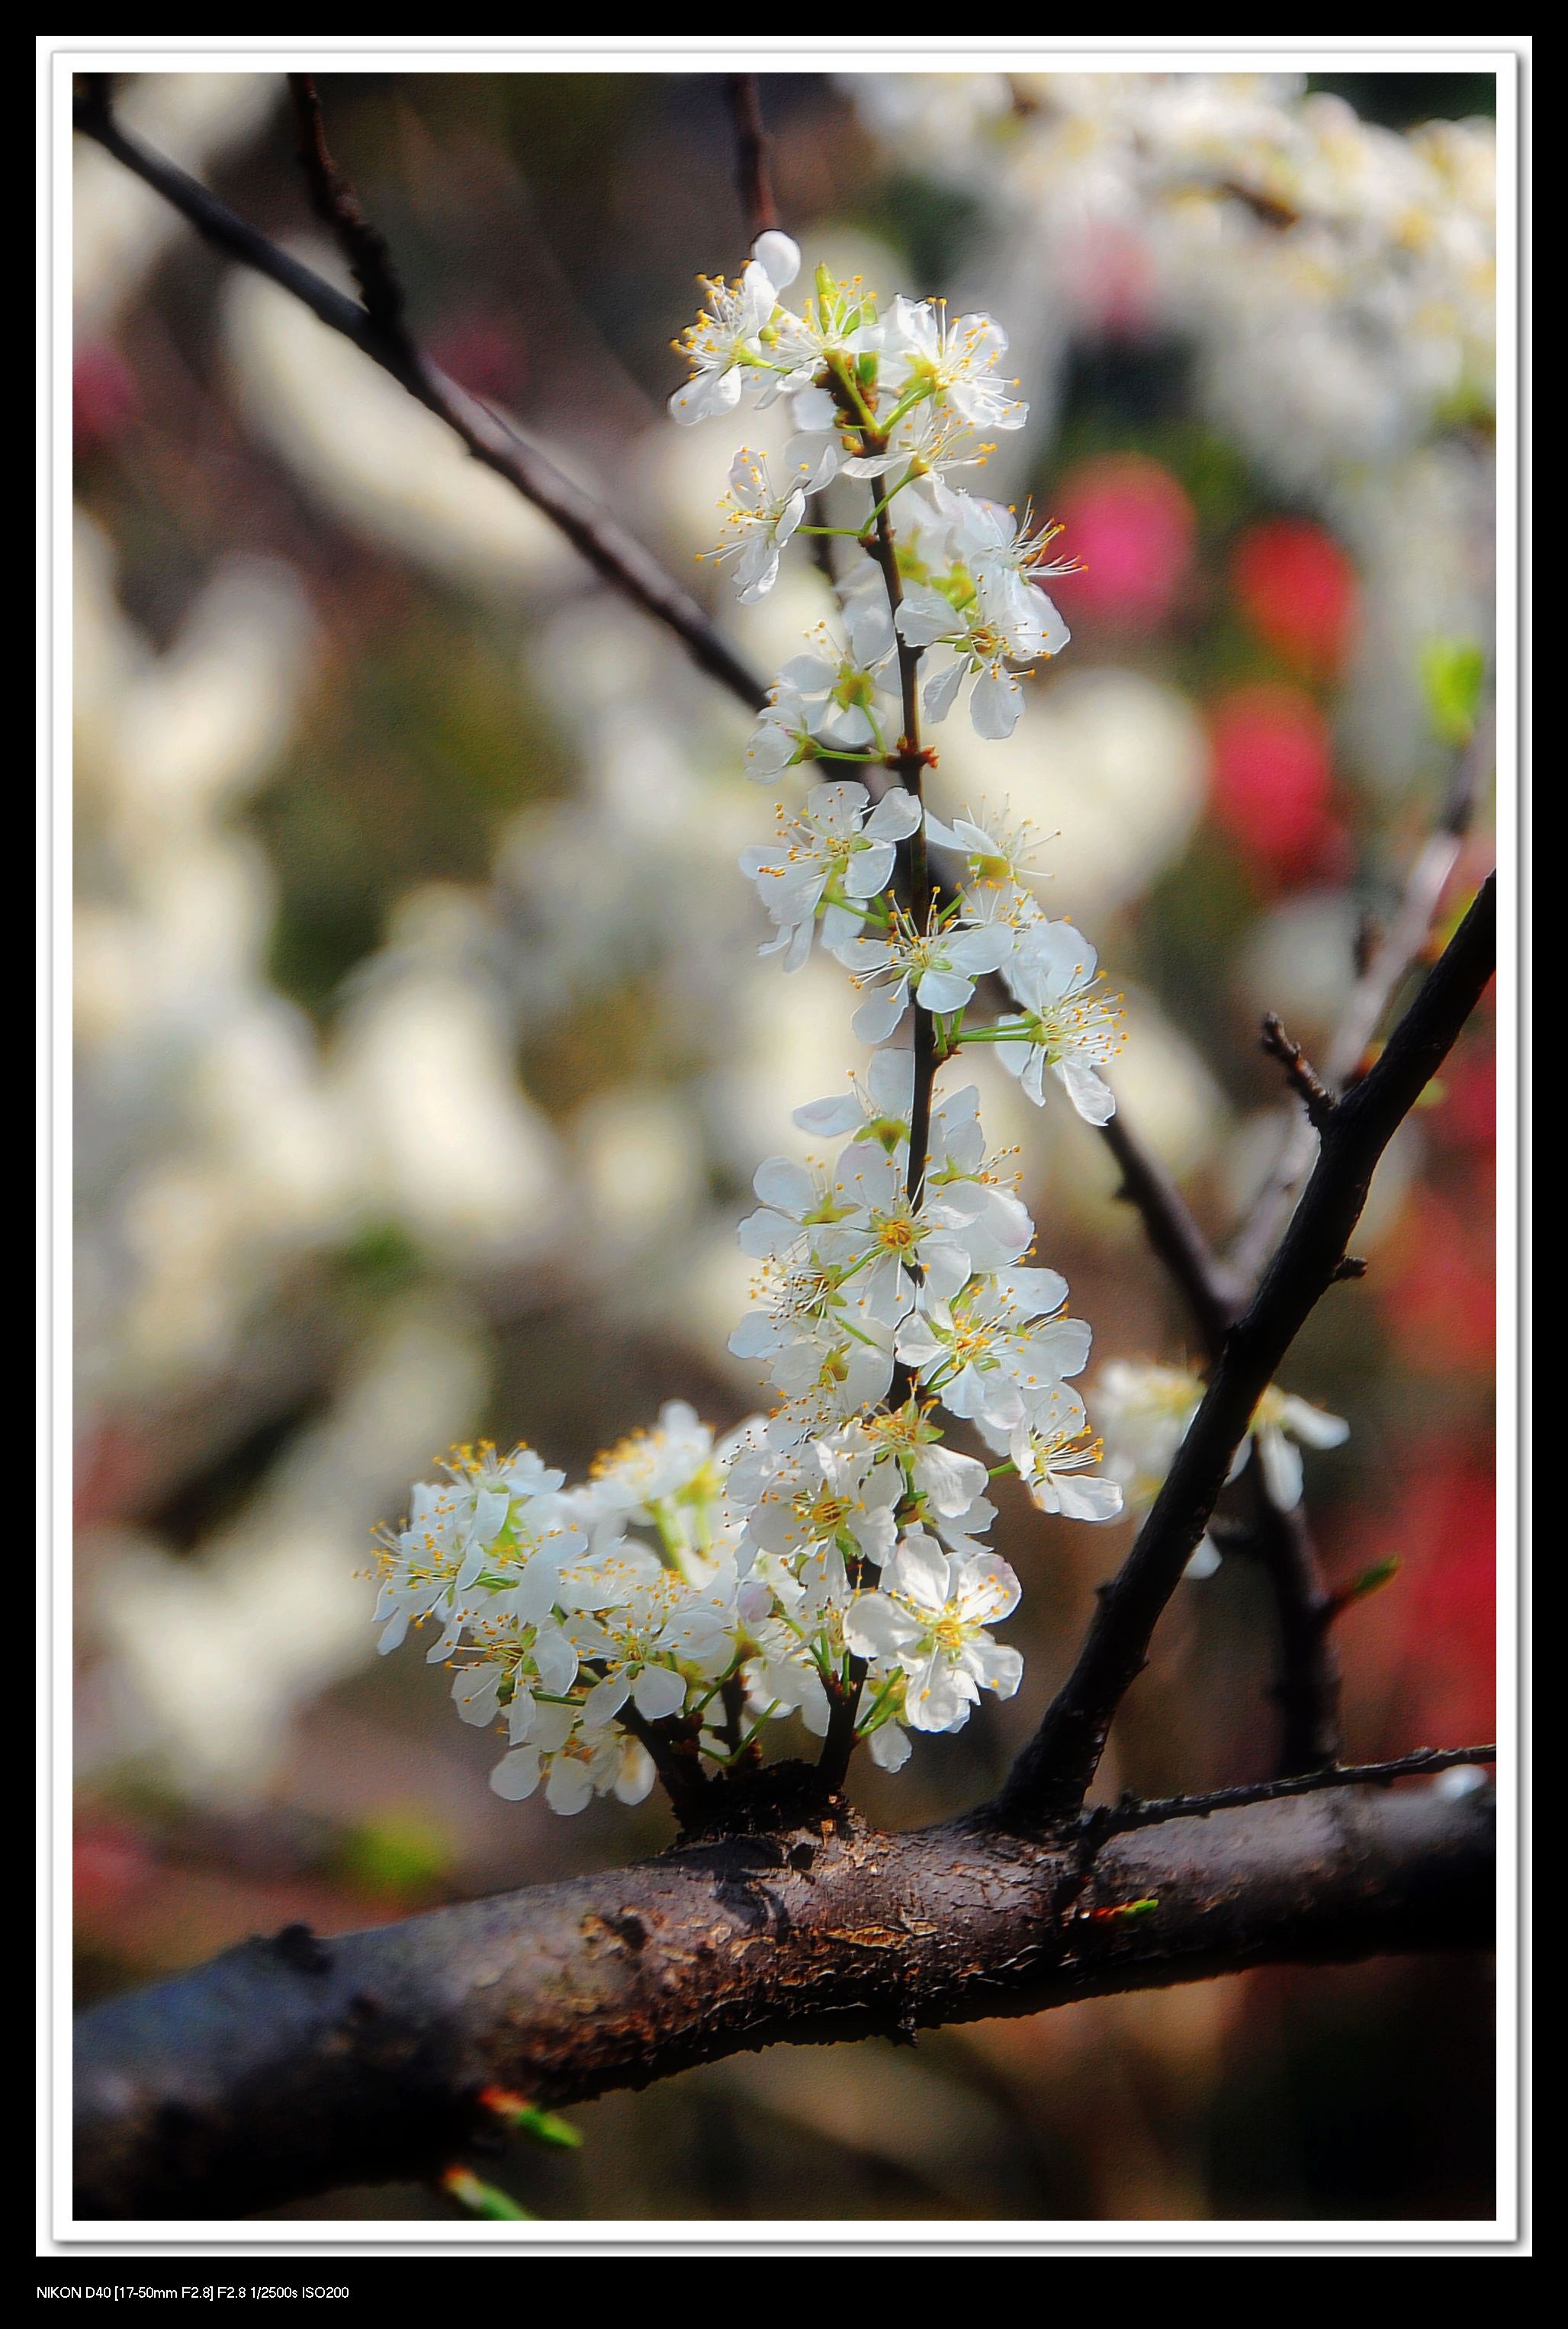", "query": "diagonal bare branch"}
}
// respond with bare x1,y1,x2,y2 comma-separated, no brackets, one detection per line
1002,872,1496,1822
72,86,770,716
